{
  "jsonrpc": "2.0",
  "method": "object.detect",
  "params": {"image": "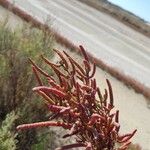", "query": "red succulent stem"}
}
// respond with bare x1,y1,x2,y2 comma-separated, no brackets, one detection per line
106,79,114,107
115,110,119,123
33,86,67,98
47,77,64,91
118,129,137,143
55,143,86,150
17,121,72,130
83,60,91,76
79,45,89,62
29,58,50,78
32,66,43,86
54,49,69,70
85,142,92,150
64,50,86,75
118,141,131,150
89,63,96,78
36,90,55,104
